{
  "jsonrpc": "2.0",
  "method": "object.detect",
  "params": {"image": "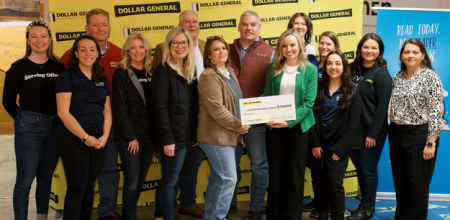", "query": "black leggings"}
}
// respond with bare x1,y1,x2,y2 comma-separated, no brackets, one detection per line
57,125,106,220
